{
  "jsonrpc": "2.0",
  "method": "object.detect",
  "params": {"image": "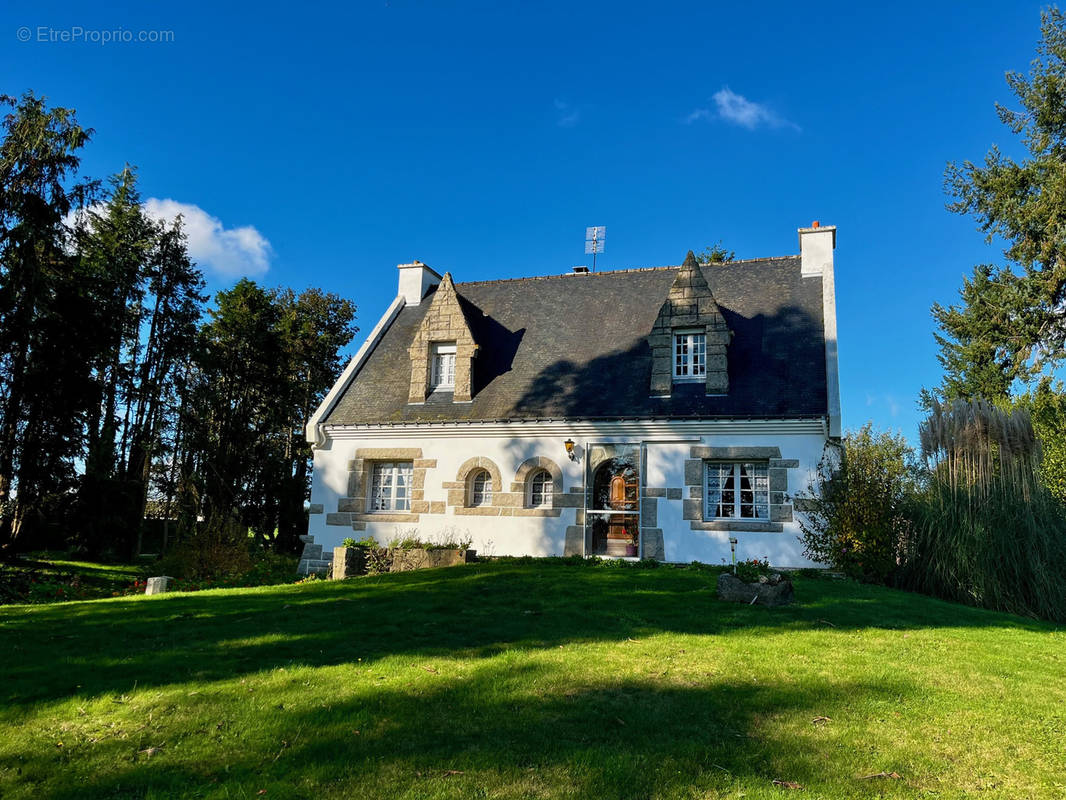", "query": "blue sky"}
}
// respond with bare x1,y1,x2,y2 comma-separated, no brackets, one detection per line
2,1,1048,441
